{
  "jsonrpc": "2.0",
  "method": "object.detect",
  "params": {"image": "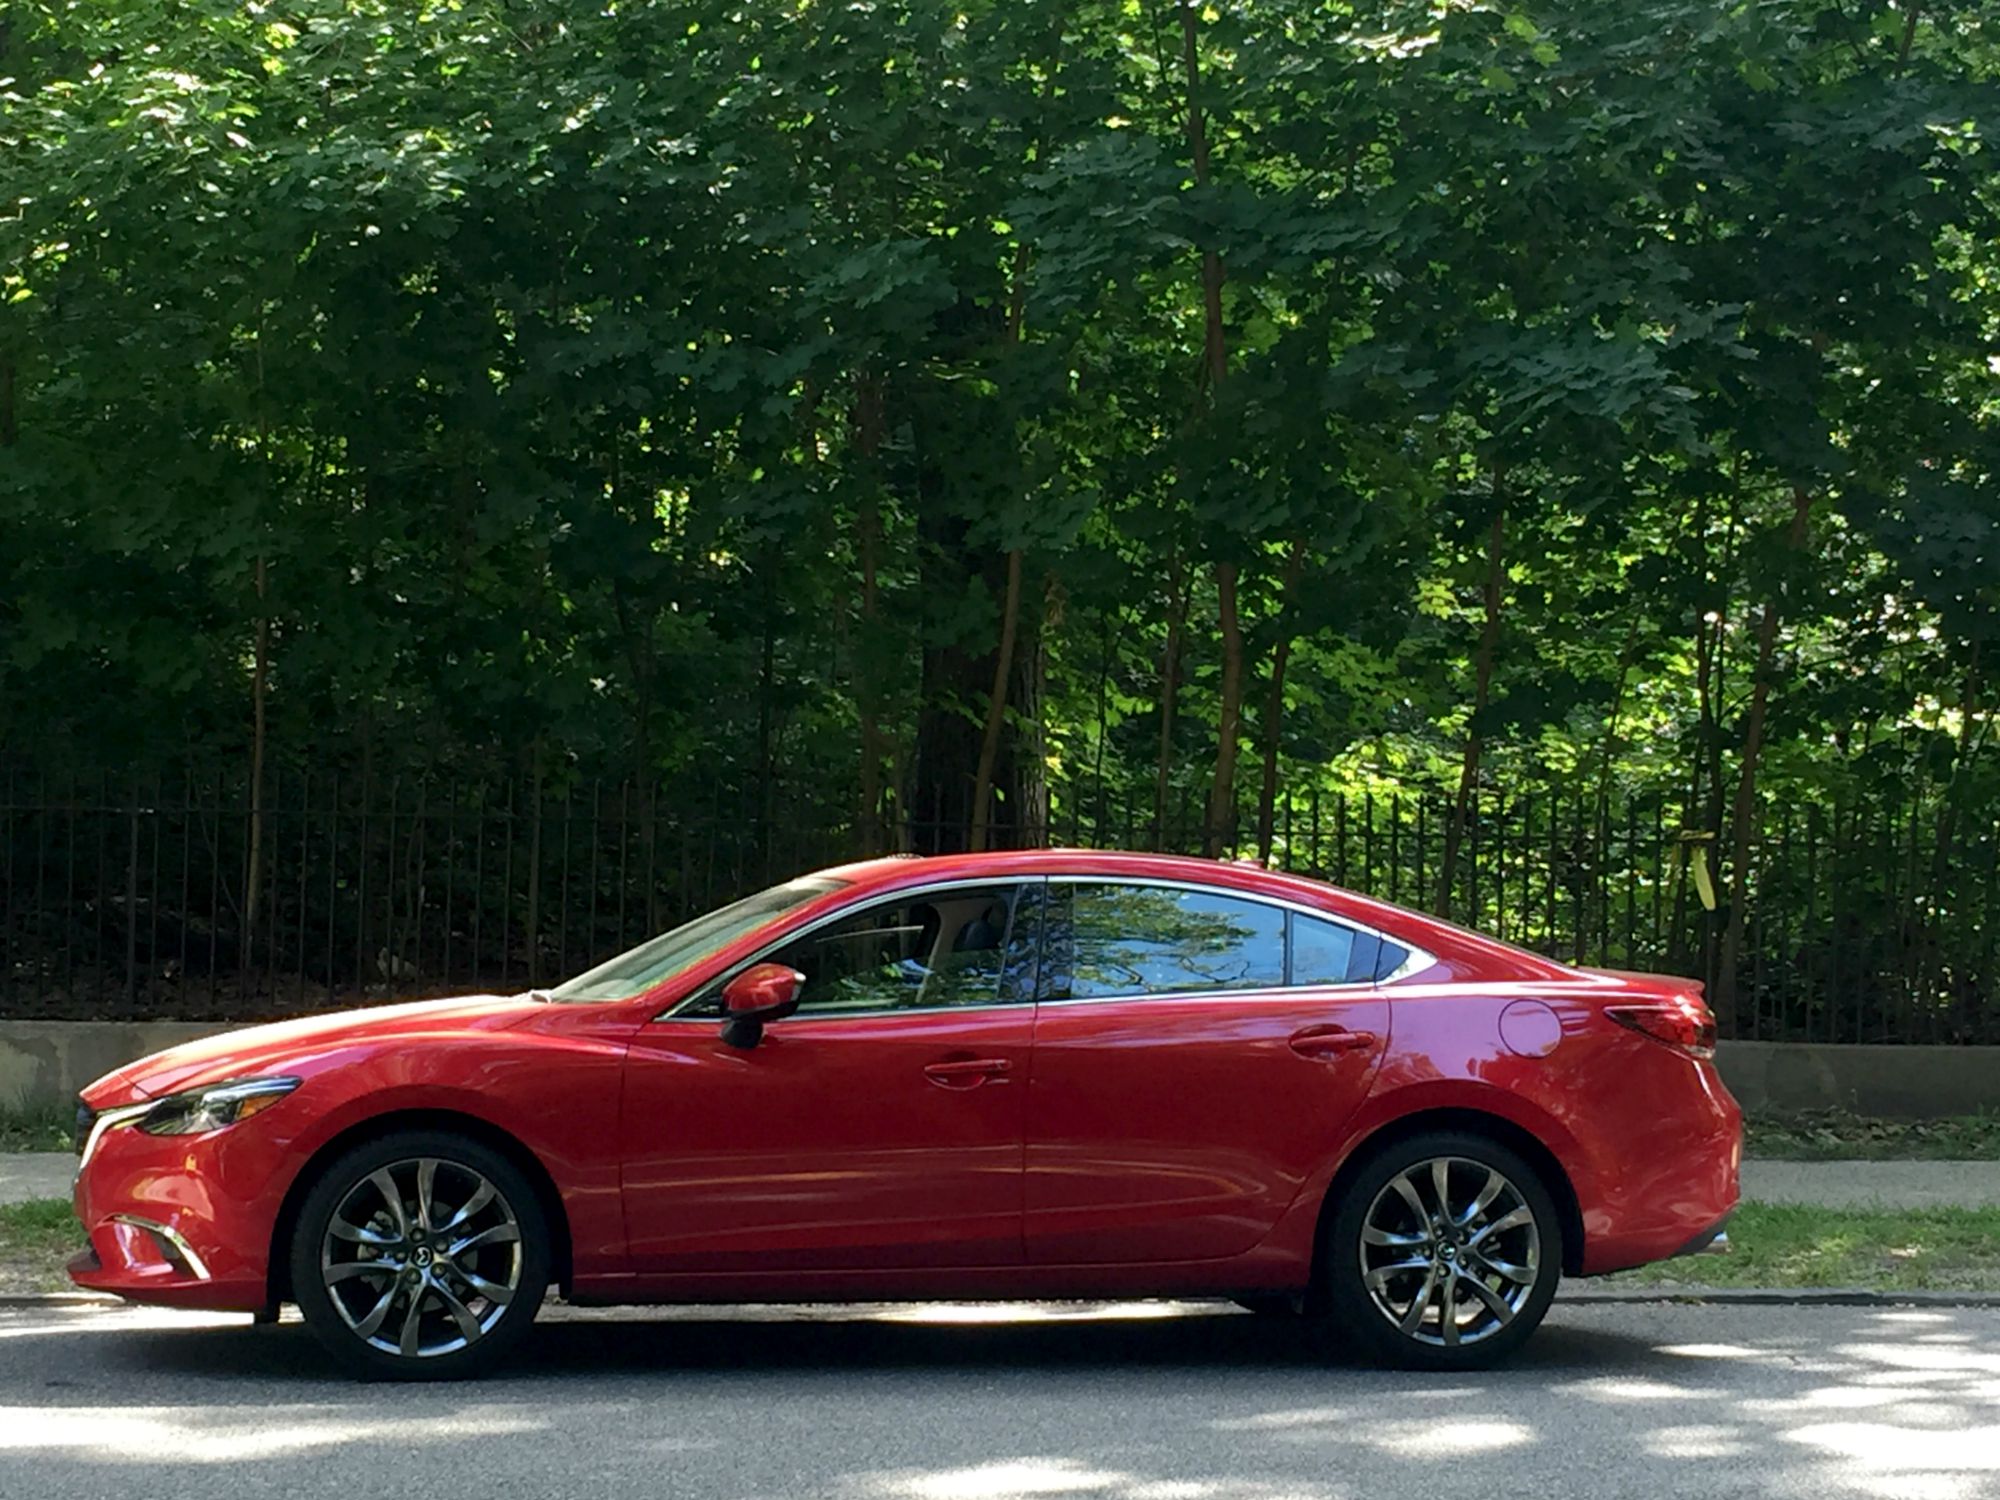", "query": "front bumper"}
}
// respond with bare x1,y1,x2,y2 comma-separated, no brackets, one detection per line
69,1105,284,1311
